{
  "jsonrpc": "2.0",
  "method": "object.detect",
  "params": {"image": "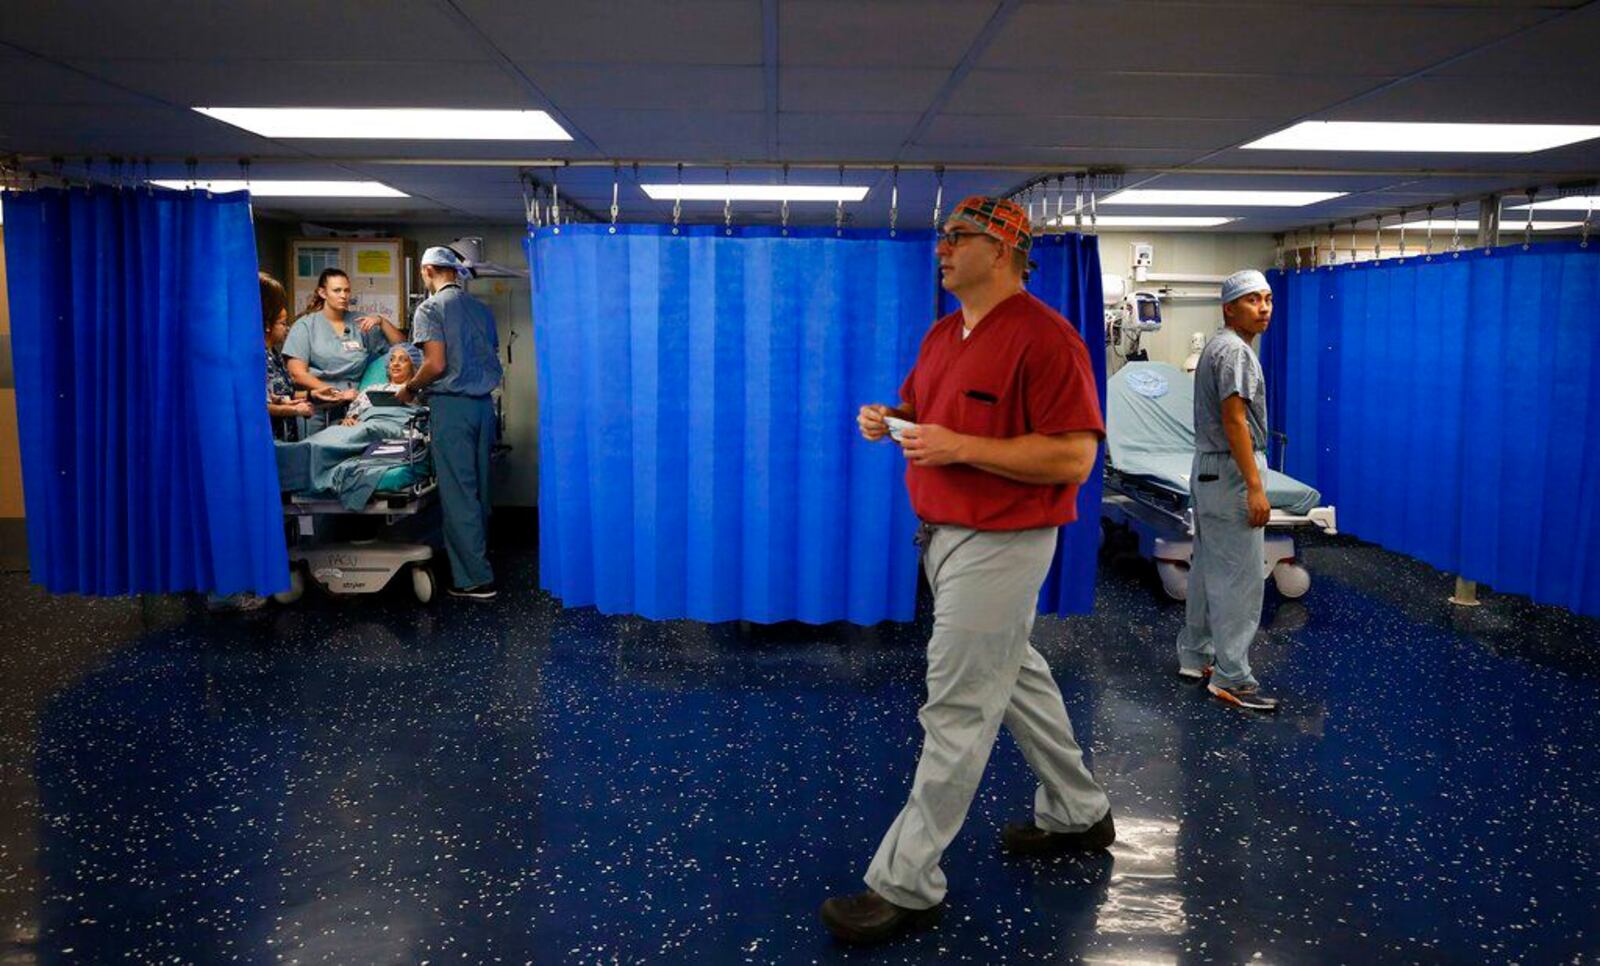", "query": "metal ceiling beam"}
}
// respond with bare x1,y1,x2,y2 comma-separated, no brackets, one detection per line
13,154,1598,181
